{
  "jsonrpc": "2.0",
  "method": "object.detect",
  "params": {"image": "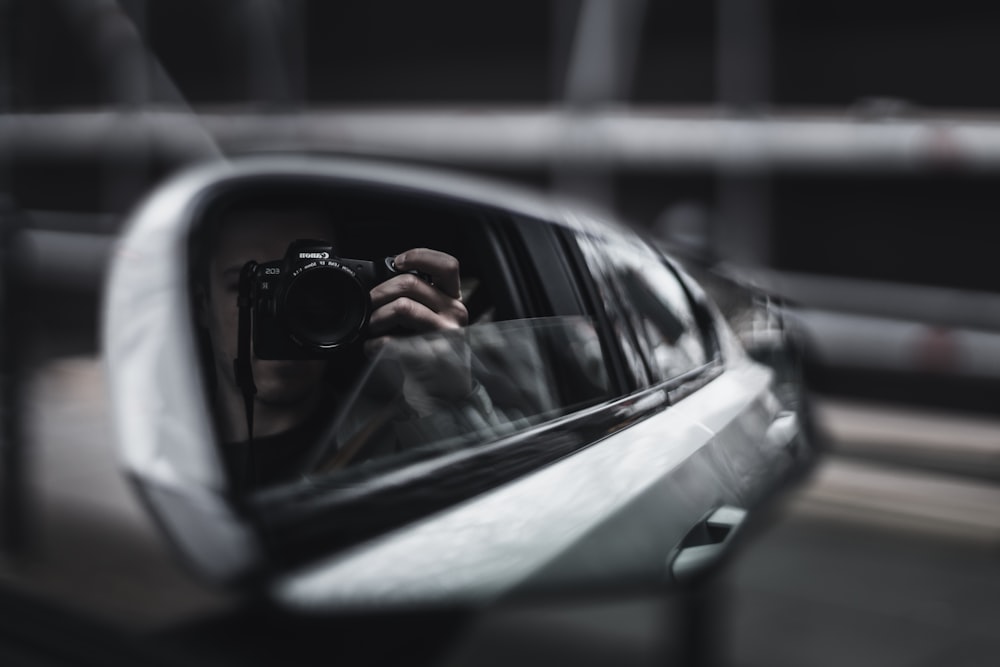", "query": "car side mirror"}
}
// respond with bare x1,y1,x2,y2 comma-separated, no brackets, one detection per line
103,157,614,589
104,156,811,614
104,160,263,582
